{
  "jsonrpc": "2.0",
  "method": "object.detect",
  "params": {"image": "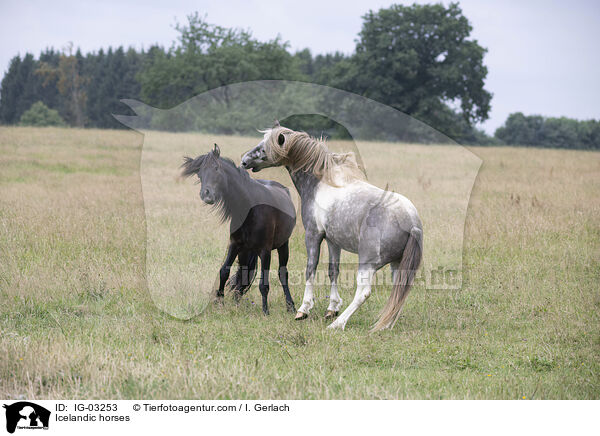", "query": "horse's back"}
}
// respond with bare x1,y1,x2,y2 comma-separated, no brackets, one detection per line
313,179,421,259
256,179,291,197
252,178,296,219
